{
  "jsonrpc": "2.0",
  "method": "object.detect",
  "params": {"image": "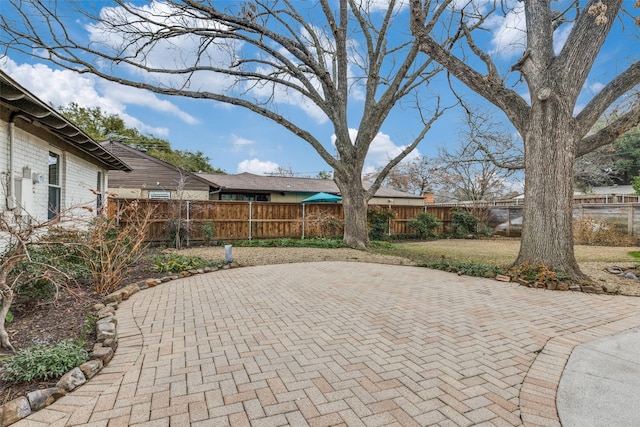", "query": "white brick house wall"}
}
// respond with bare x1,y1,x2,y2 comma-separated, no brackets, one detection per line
1,117,107,222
